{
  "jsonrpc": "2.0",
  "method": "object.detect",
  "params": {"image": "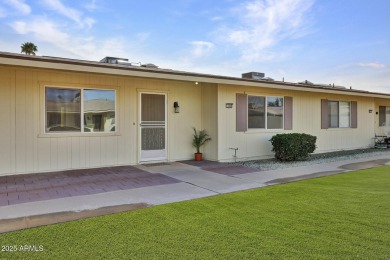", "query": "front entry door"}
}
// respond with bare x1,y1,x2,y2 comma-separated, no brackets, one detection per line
140,93,167,162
